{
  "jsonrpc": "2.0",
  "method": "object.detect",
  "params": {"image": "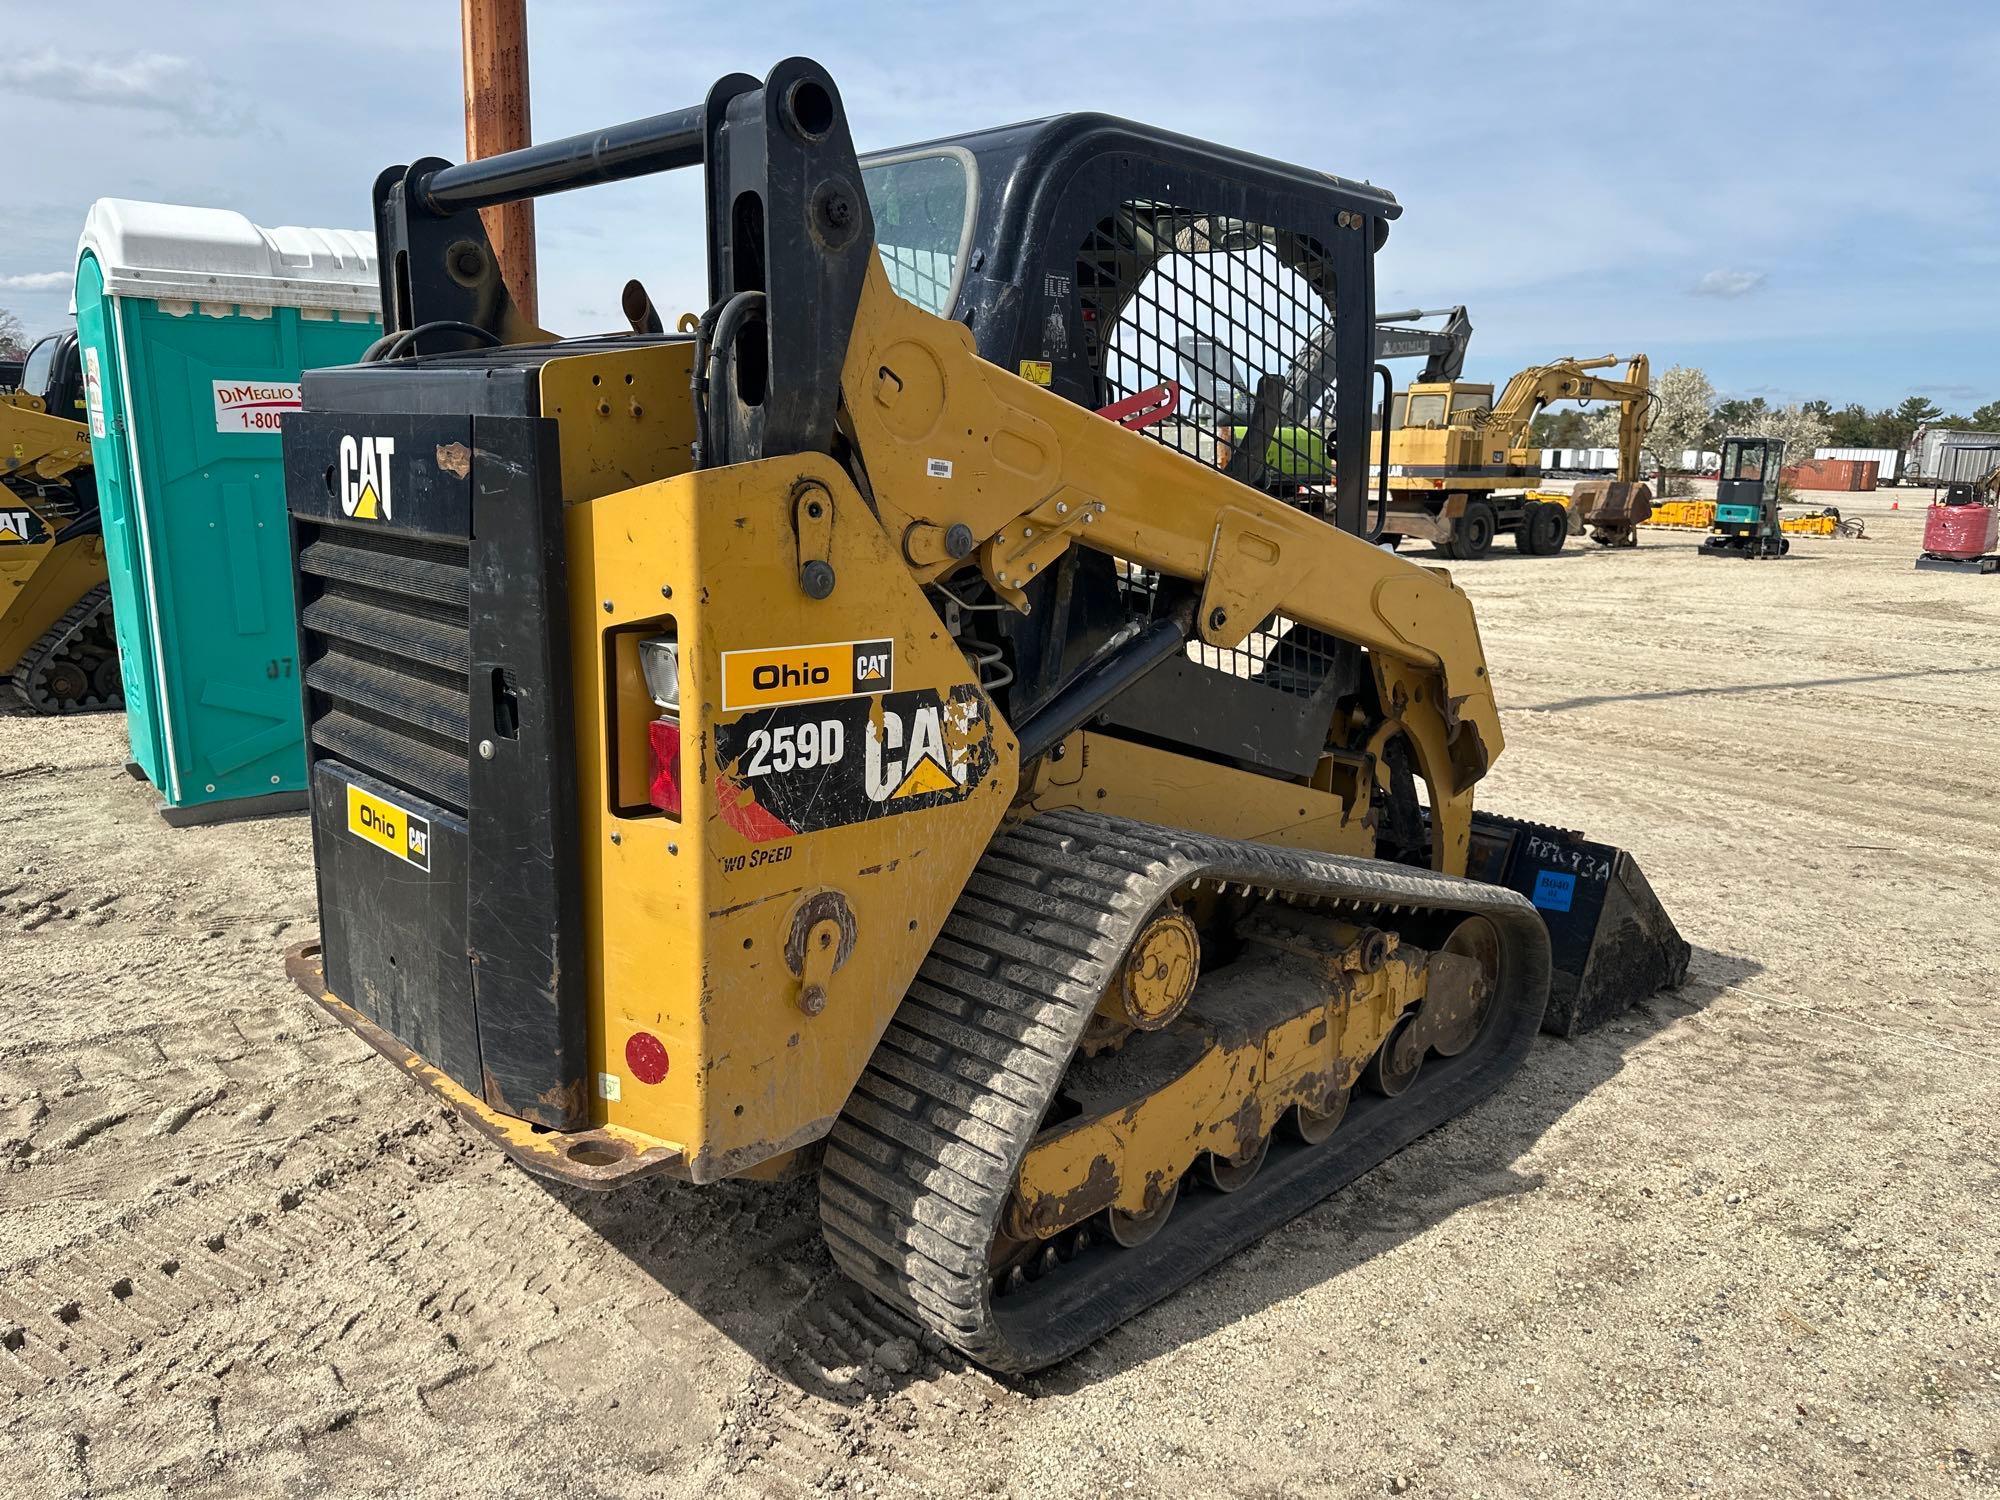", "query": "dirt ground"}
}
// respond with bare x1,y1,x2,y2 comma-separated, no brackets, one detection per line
2,488,1994,1499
